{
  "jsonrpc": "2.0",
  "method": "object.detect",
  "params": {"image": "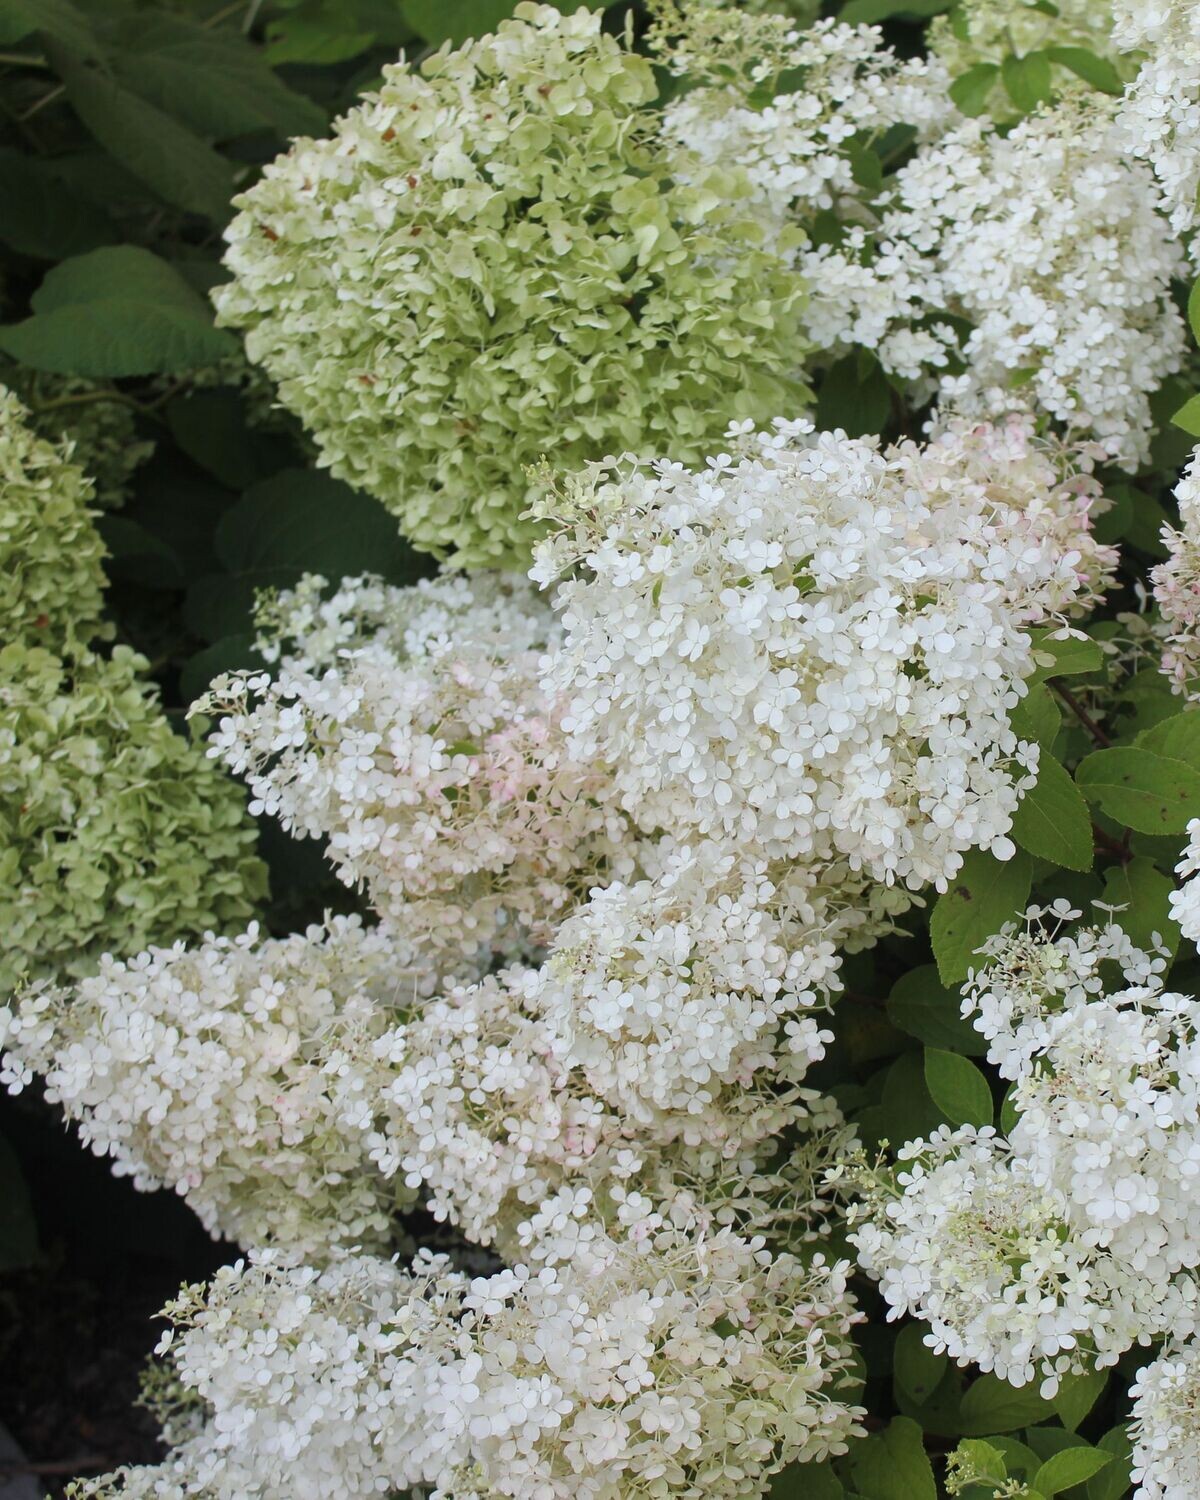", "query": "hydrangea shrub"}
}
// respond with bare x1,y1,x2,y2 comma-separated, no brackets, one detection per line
8,0,1200,1497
